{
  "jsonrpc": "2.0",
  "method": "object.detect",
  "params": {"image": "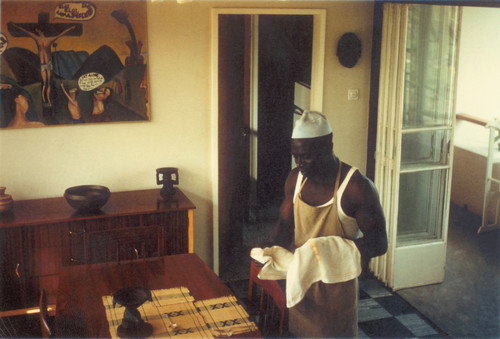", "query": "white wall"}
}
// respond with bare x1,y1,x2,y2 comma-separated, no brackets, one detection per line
0,0,375,268
452,7,500,221
323,1,374,170
456,7,500,122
